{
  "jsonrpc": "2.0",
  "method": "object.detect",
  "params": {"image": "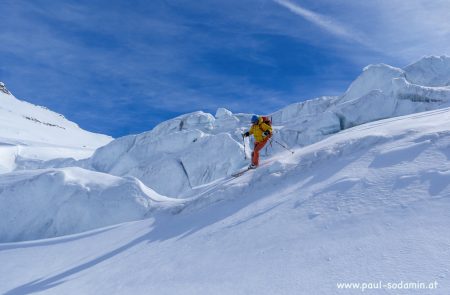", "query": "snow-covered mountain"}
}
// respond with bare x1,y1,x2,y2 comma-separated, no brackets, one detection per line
0,83,112,172
1,56,450,294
